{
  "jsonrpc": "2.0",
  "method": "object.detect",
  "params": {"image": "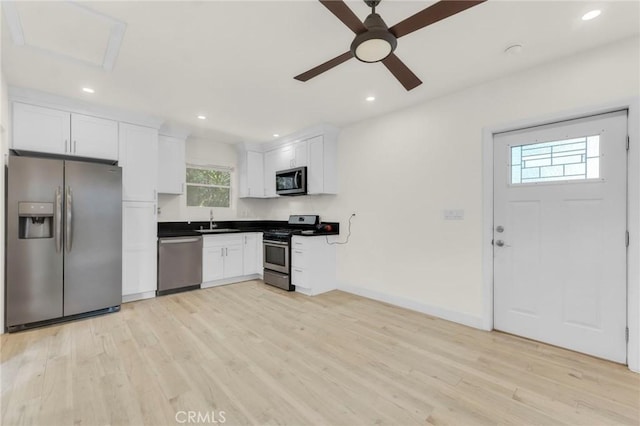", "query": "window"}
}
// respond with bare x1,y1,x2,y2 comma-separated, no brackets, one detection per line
186,166,231,207
511,135,600,184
